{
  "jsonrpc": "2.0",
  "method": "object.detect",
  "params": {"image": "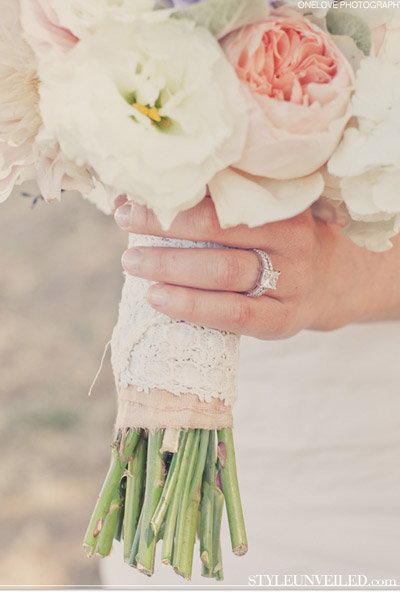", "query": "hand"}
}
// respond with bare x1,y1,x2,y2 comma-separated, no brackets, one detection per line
114,196,400,339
